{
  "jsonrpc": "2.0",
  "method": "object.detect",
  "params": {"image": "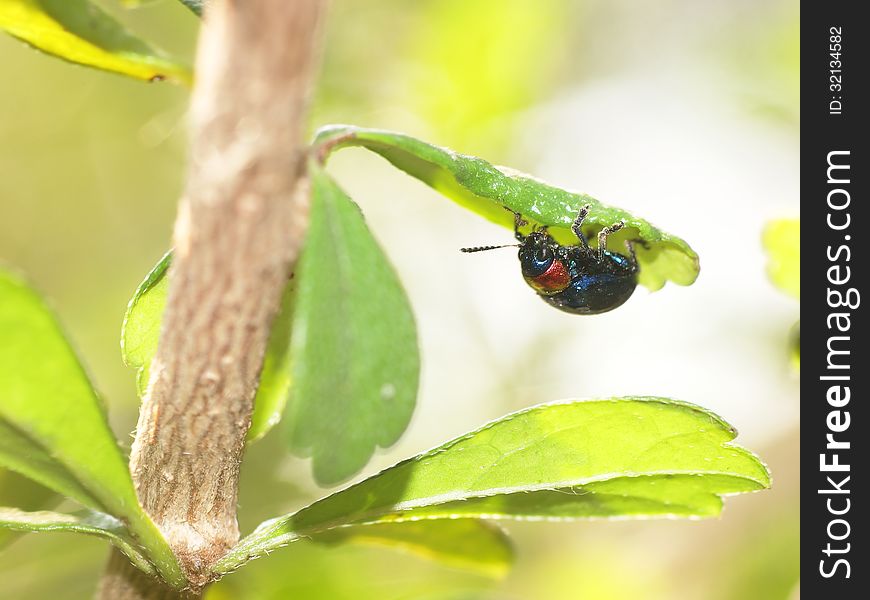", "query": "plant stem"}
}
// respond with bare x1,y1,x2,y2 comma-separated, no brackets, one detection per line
97,0,325,596
98,551,196,600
